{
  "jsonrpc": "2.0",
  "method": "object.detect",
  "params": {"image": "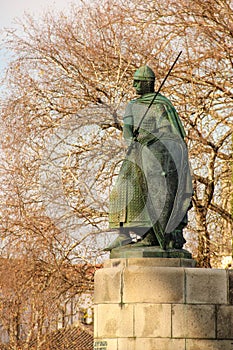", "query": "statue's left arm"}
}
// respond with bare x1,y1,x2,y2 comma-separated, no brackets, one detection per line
123,103,134,145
